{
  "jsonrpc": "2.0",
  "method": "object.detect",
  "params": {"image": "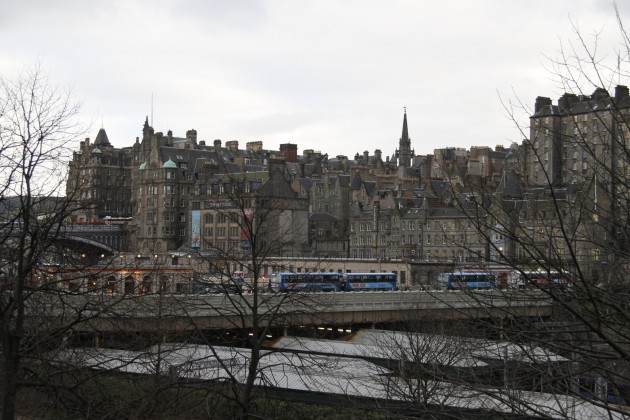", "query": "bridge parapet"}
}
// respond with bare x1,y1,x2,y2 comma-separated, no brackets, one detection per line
62,224,122,234
59,224,124,252
25,290,553,332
